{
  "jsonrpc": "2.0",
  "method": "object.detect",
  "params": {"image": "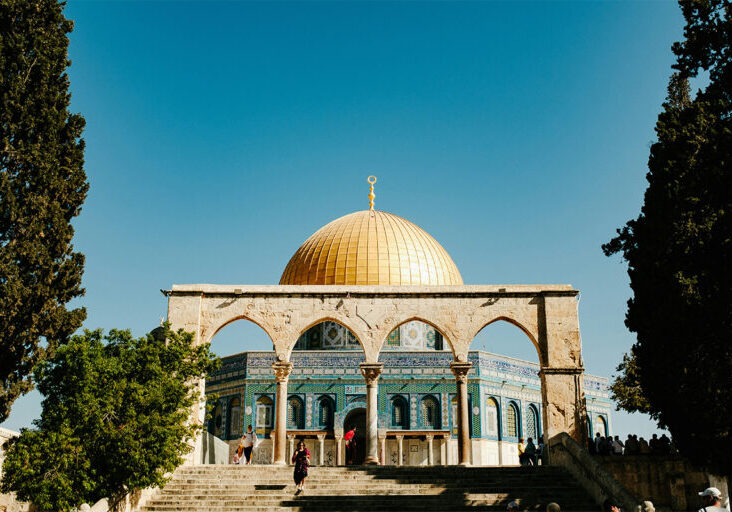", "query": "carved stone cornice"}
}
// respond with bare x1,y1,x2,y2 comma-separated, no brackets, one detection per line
272,361,293,382
359,363,384,385
450,361,473,383
539,366,585,376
